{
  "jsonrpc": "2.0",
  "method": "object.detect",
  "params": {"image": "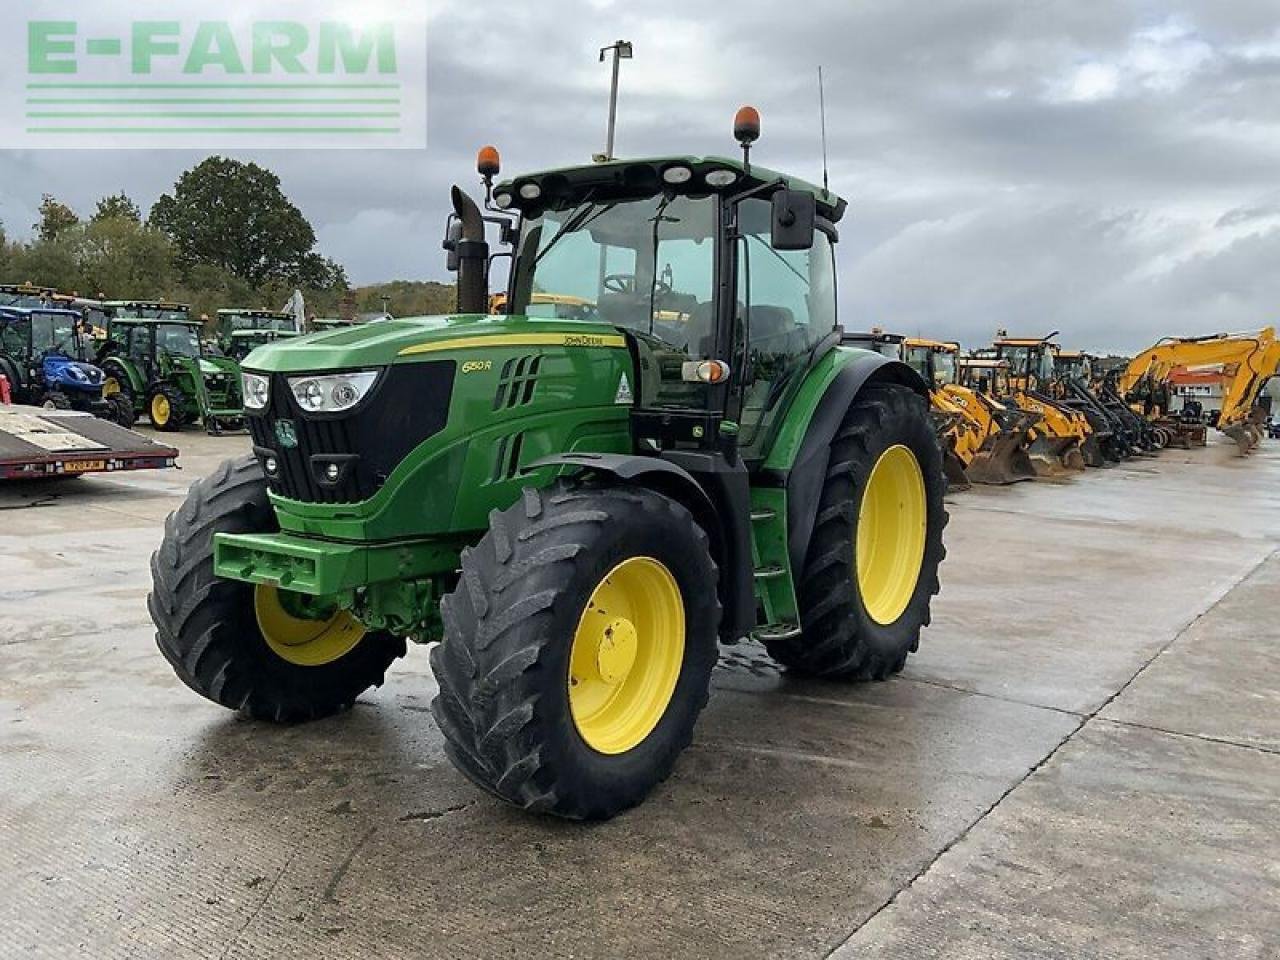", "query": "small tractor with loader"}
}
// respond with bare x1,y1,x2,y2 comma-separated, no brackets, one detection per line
1119,328,1280,454
99,302,245,433
902,338,1038,486
0,306,133,425
149,110,948,820
217,309,302,362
